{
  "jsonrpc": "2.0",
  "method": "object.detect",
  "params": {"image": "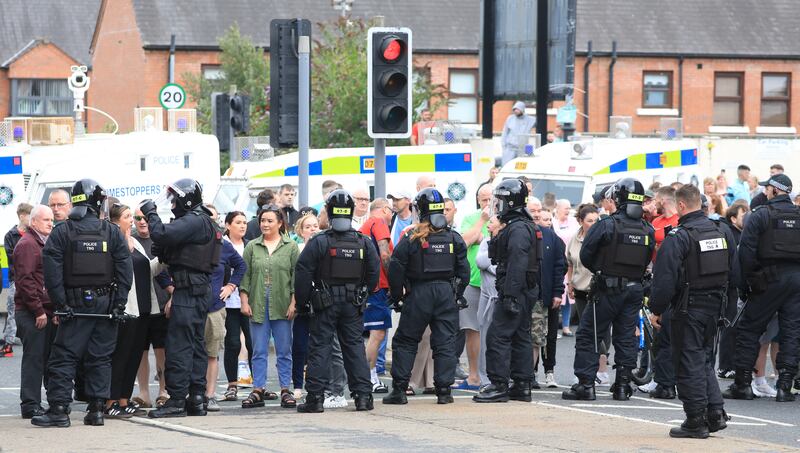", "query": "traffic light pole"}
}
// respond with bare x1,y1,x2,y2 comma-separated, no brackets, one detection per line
374,138,386,198
298,32,311,208
535,0,550,146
